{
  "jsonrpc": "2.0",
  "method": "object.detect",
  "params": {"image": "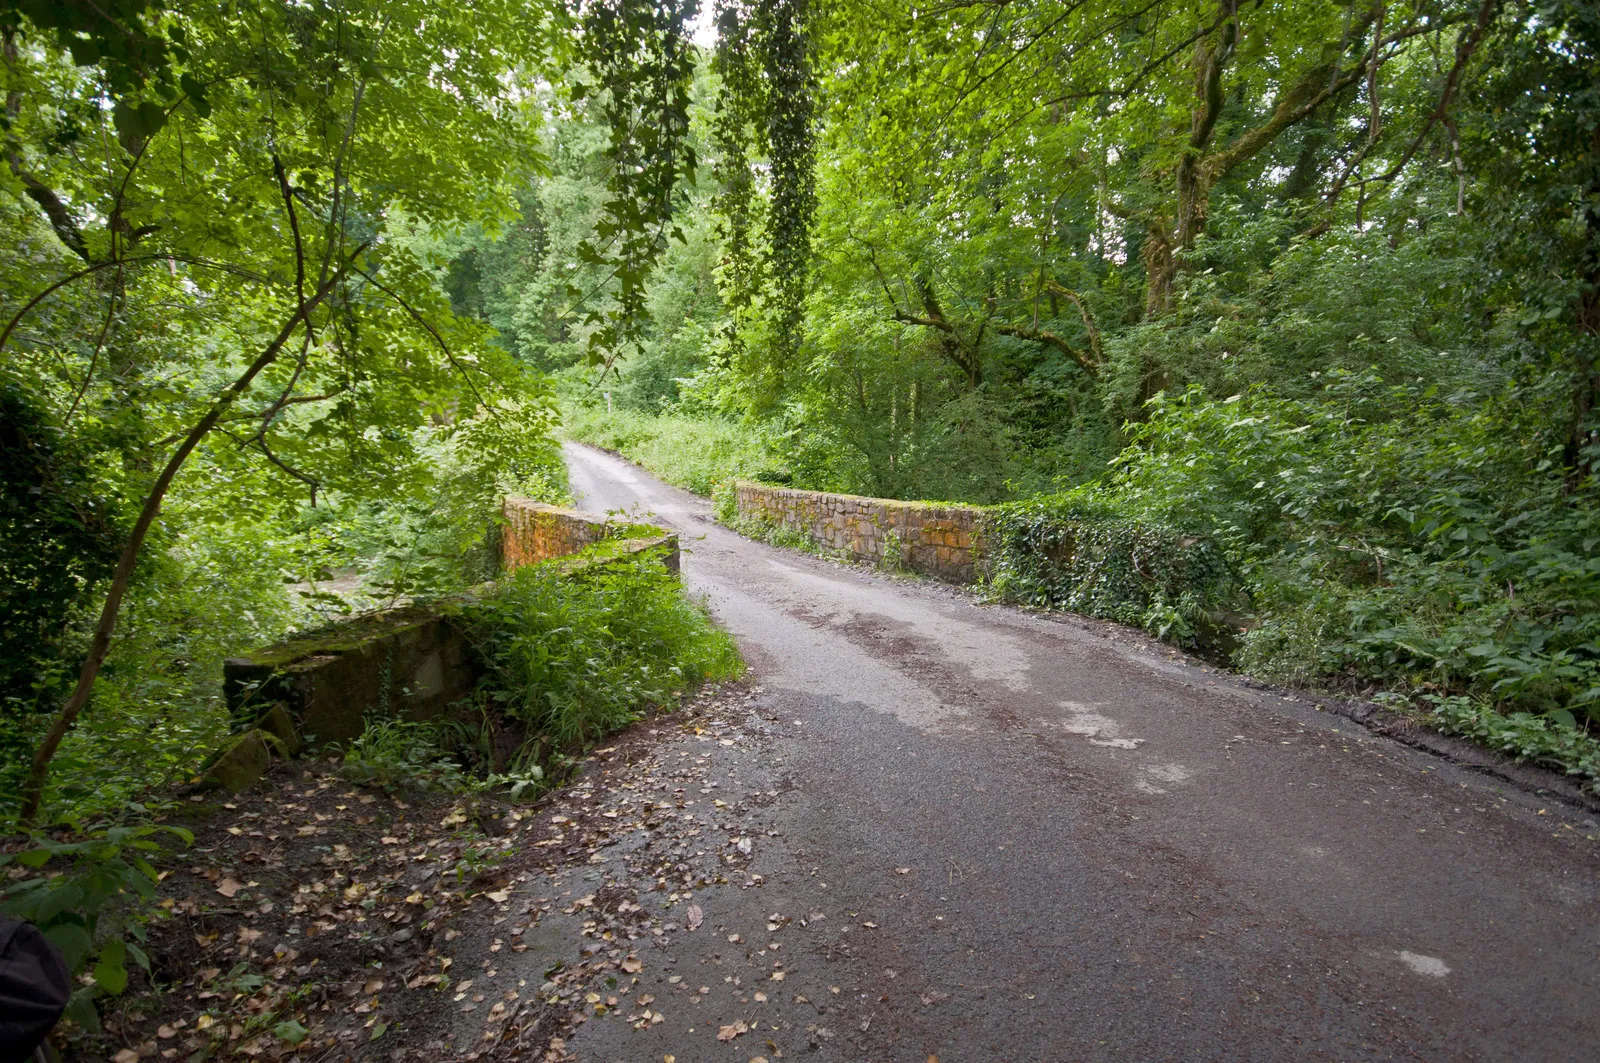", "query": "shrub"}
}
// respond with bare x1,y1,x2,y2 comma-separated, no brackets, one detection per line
465,549,741,750
984,492,1244,650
